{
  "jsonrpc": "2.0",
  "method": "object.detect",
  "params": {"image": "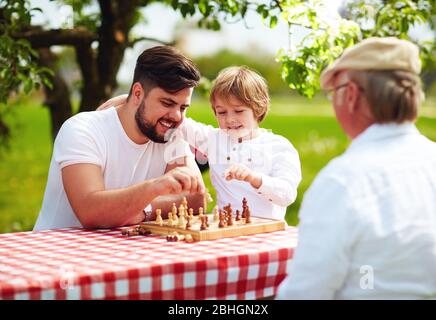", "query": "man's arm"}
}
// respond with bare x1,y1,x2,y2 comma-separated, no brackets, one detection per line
62,163,203,229
148,154,206,219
